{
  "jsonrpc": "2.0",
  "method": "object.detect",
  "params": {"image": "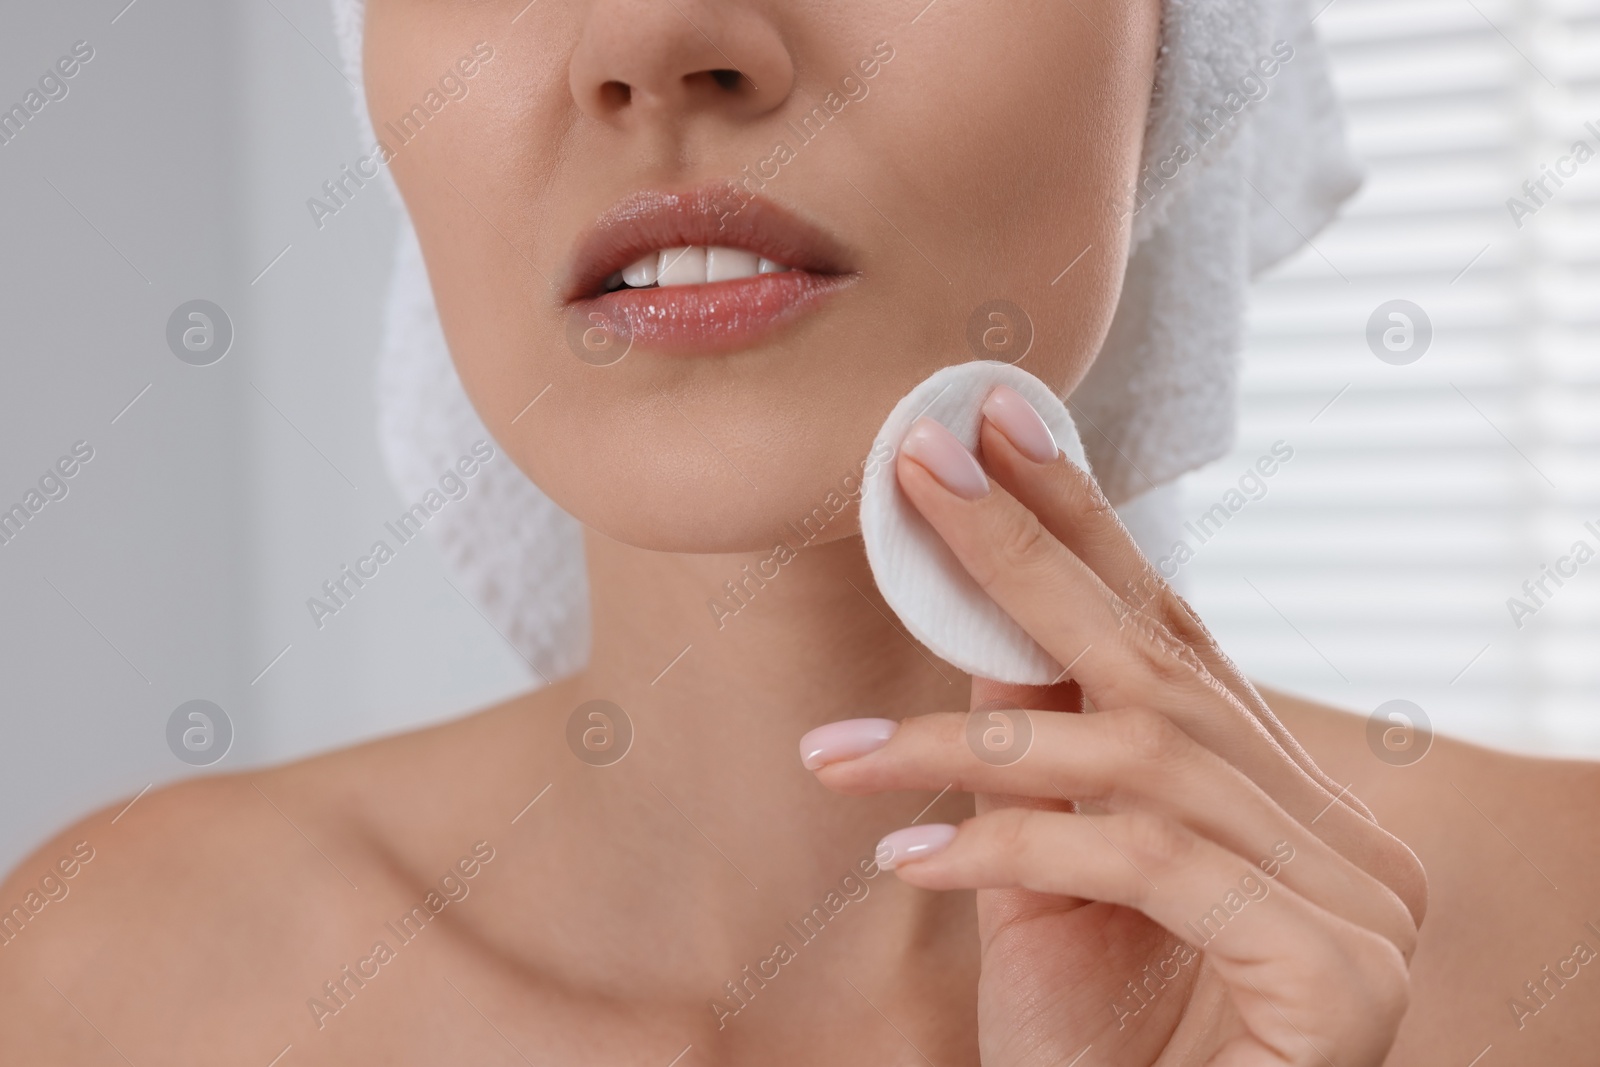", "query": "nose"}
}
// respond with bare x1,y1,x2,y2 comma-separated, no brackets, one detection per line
568,0,795,126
